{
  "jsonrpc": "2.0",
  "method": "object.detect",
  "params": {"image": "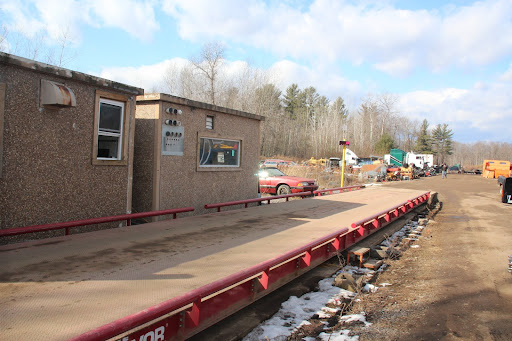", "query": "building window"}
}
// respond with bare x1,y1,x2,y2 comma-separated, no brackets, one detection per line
199,137,240,167
206,115,214,130
97,98,124,159
92,91,130,165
